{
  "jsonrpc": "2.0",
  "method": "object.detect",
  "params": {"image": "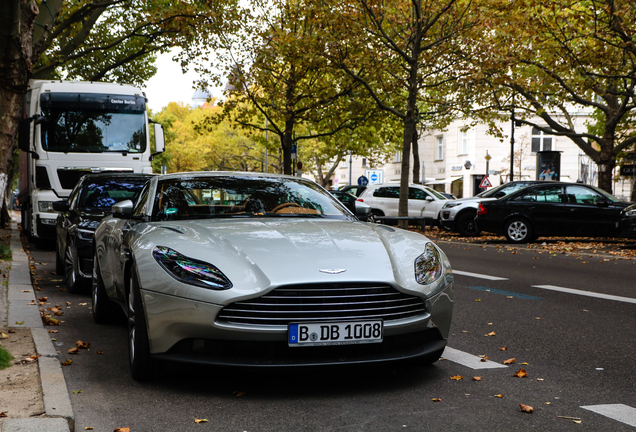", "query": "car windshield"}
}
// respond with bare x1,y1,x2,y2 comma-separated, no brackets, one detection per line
426,188,448,200
150,176,352,221
80,178,150,210
481,182,532,198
